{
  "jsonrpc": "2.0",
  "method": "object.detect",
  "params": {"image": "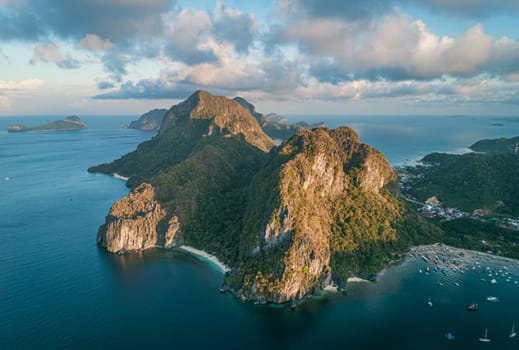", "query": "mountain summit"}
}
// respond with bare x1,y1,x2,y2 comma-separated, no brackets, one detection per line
90,91,429,303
